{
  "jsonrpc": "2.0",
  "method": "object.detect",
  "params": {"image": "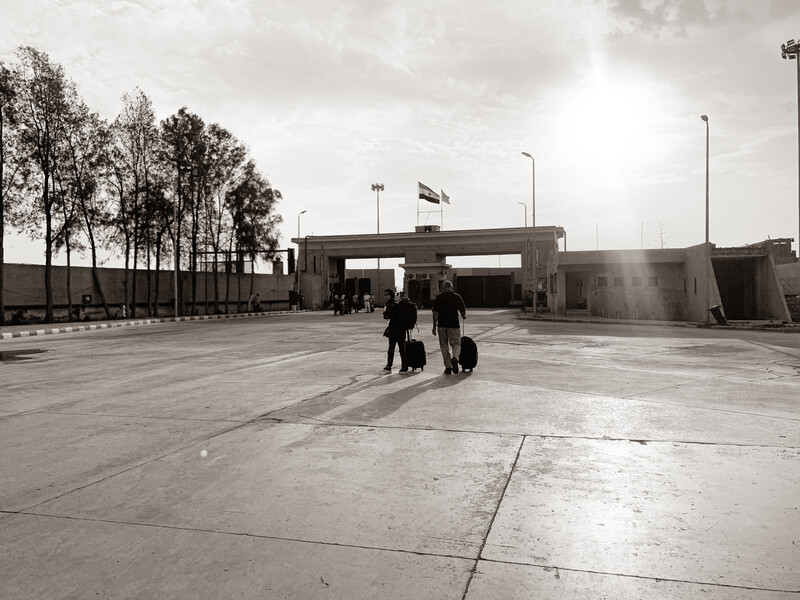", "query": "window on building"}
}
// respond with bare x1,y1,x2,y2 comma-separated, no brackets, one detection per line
694,278,697,294
598,276,608,287
648,276,659,287
614,277,623,287
632,276,642,287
